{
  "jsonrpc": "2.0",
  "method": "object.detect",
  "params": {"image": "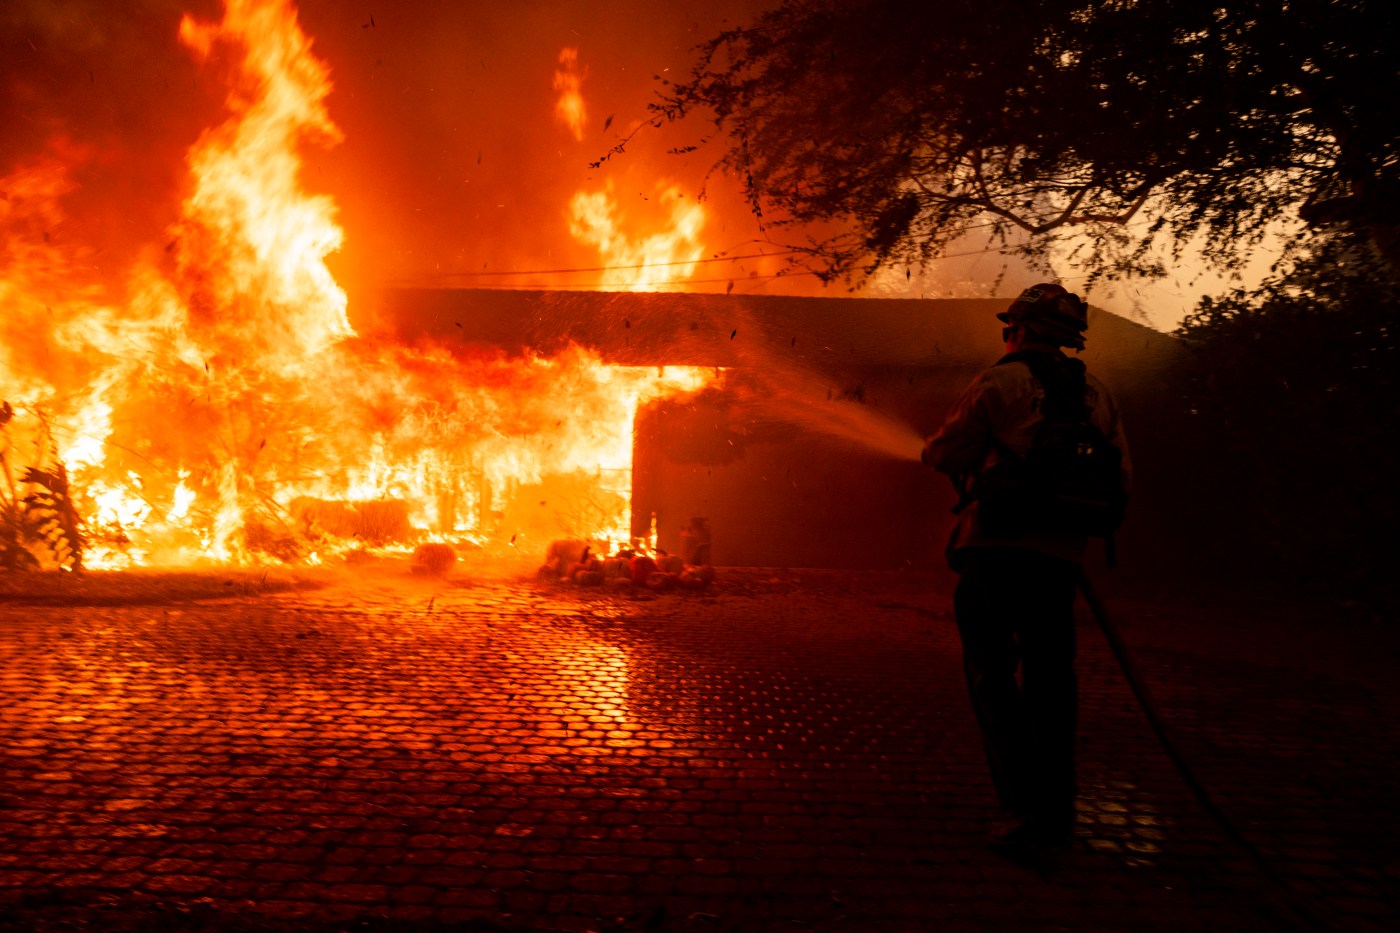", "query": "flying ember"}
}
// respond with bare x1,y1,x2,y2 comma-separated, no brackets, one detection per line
0,0,716,573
